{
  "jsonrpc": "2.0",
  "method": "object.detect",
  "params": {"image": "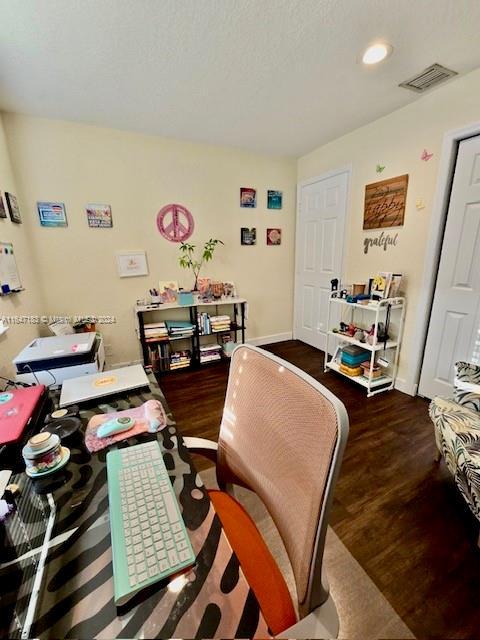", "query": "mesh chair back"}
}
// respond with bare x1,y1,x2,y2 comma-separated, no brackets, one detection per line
216,345,348,614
